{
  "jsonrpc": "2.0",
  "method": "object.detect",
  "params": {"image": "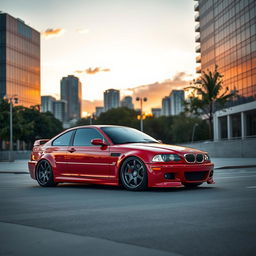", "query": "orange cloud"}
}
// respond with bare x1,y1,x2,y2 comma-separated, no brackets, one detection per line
126,72,190,112
42,28,65,38
82,99,103,114
75,67,111,75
